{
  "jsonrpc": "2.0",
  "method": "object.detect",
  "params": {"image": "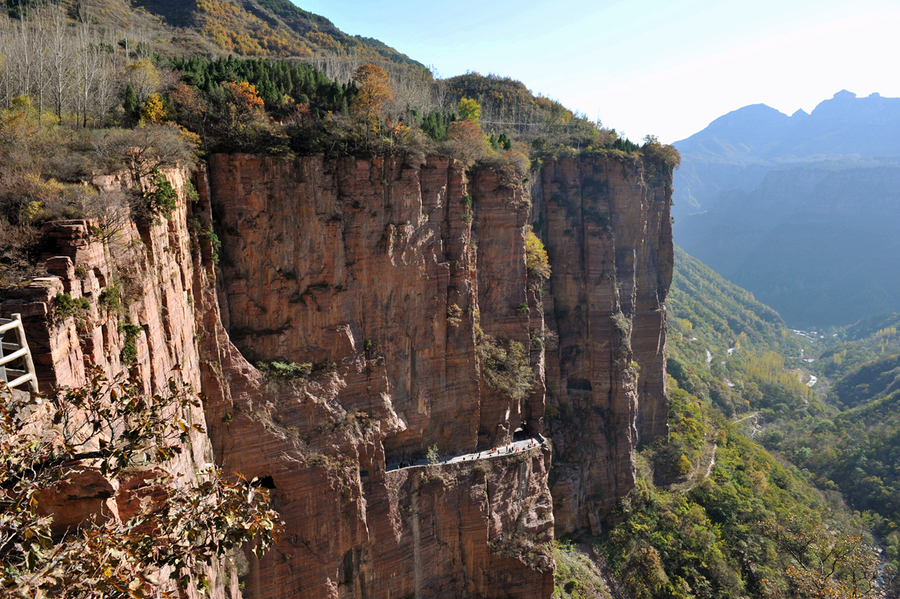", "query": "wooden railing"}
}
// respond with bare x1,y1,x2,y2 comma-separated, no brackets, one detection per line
0,313,37,393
